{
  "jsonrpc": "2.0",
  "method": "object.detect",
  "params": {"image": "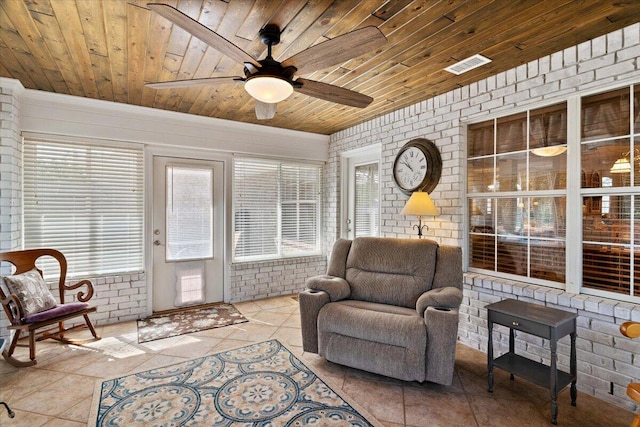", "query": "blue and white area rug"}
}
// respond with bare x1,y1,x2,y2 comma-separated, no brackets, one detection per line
90,339,381,426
